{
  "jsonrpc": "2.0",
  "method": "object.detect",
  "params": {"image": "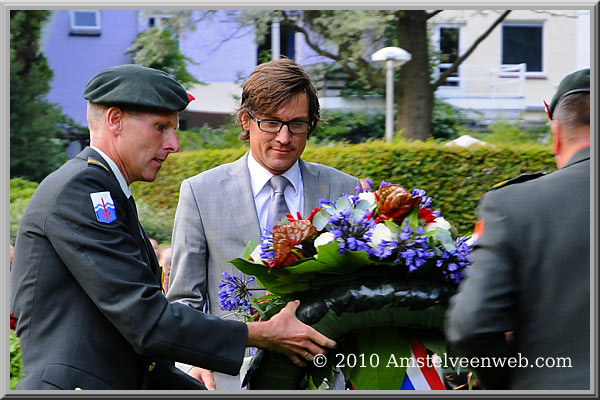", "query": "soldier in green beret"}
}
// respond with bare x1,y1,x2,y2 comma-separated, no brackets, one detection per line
446,68,590,389
10,64,336,390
